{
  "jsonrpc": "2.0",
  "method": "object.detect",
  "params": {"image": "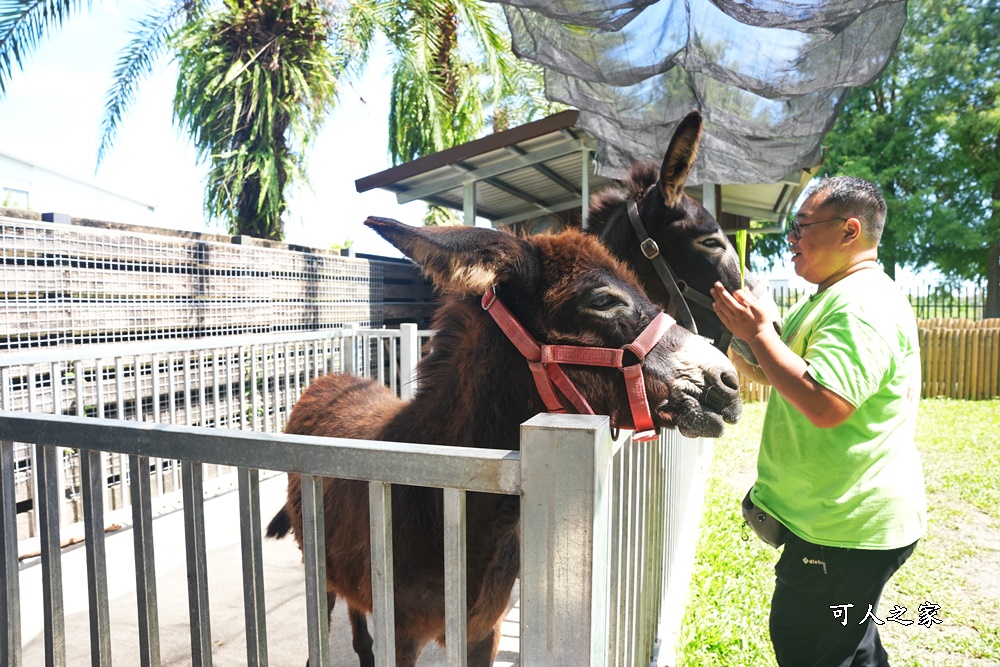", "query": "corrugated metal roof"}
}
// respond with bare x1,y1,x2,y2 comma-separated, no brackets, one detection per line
356,111,817,228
